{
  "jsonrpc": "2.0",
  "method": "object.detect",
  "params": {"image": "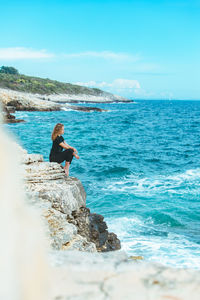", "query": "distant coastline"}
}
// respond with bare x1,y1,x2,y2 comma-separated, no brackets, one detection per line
0,71,130,103
0,71,132,122
0,87,132,123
